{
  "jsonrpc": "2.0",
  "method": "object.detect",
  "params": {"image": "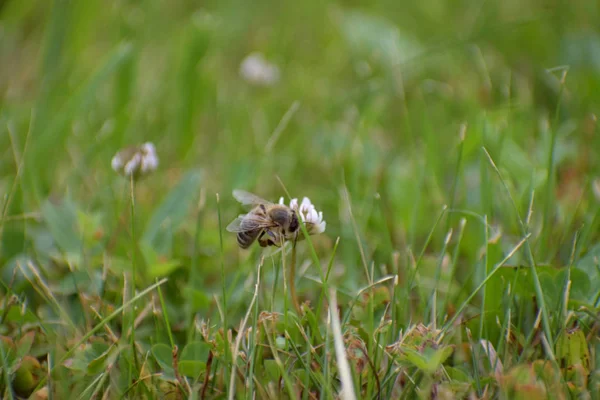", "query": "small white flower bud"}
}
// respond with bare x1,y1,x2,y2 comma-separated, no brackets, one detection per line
111,142,159,180
239,52,280,86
